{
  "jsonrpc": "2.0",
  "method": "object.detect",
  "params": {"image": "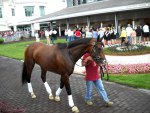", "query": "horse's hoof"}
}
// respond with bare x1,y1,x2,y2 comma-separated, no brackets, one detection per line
31,93,36,98
72,106,79,113
49,95,54,100
55,96,60,101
